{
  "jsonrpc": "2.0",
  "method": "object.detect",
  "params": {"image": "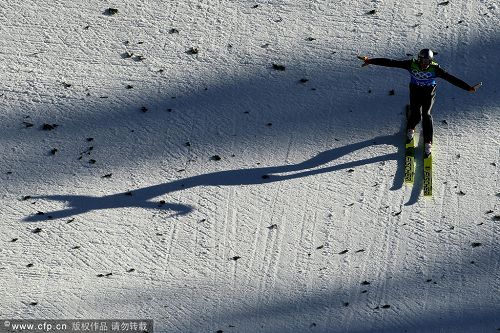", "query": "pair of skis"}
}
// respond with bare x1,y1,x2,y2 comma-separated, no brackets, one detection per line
404,106,432,196
404,136,432,196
